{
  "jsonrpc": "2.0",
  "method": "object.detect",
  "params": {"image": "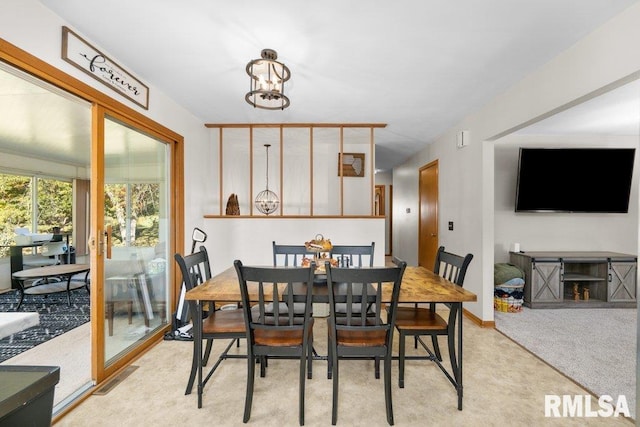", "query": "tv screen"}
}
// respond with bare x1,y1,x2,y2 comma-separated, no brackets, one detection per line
515,148,635,213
